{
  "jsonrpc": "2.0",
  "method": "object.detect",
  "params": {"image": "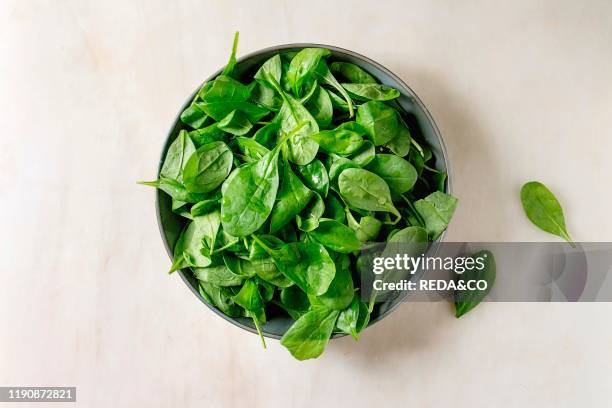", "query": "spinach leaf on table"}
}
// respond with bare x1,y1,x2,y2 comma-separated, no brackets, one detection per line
520,181,574,246
454,250,496,318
